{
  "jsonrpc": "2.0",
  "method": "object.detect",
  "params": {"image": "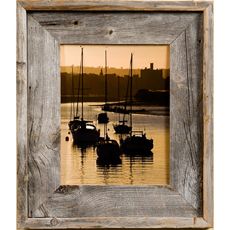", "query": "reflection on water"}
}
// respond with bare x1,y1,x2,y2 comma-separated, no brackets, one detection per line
61,102,169,185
